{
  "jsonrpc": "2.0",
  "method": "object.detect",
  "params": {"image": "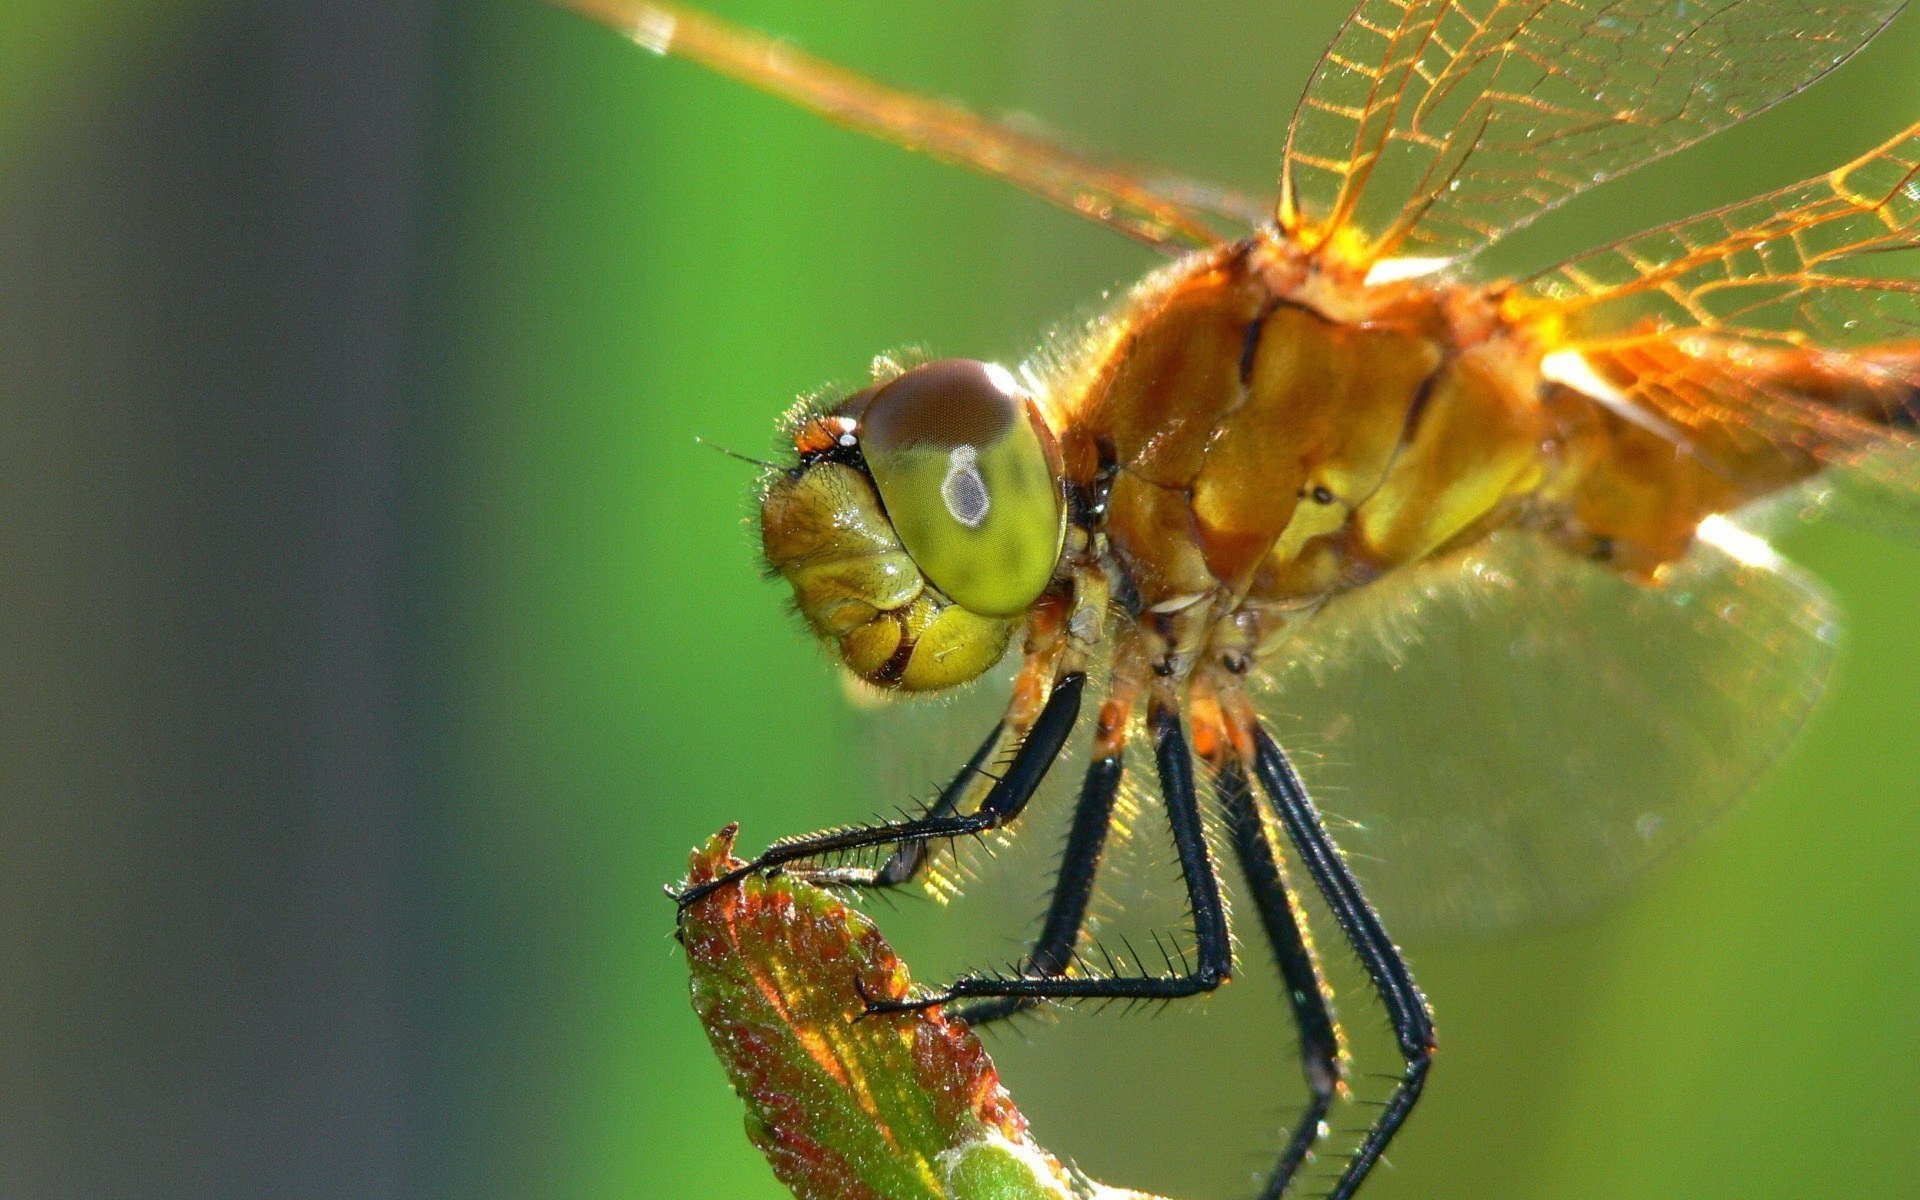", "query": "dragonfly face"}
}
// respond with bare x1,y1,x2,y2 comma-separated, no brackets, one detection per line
760,358,1066,691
